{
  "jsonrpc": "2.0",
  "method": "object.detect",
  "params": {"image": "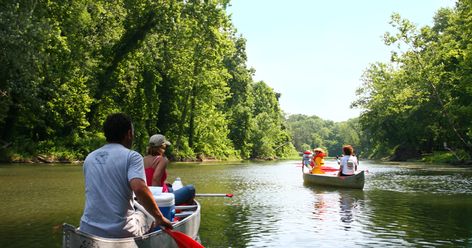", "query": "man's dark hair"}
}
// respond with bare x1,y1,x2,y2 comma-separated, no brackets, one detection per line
103,113,132,143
